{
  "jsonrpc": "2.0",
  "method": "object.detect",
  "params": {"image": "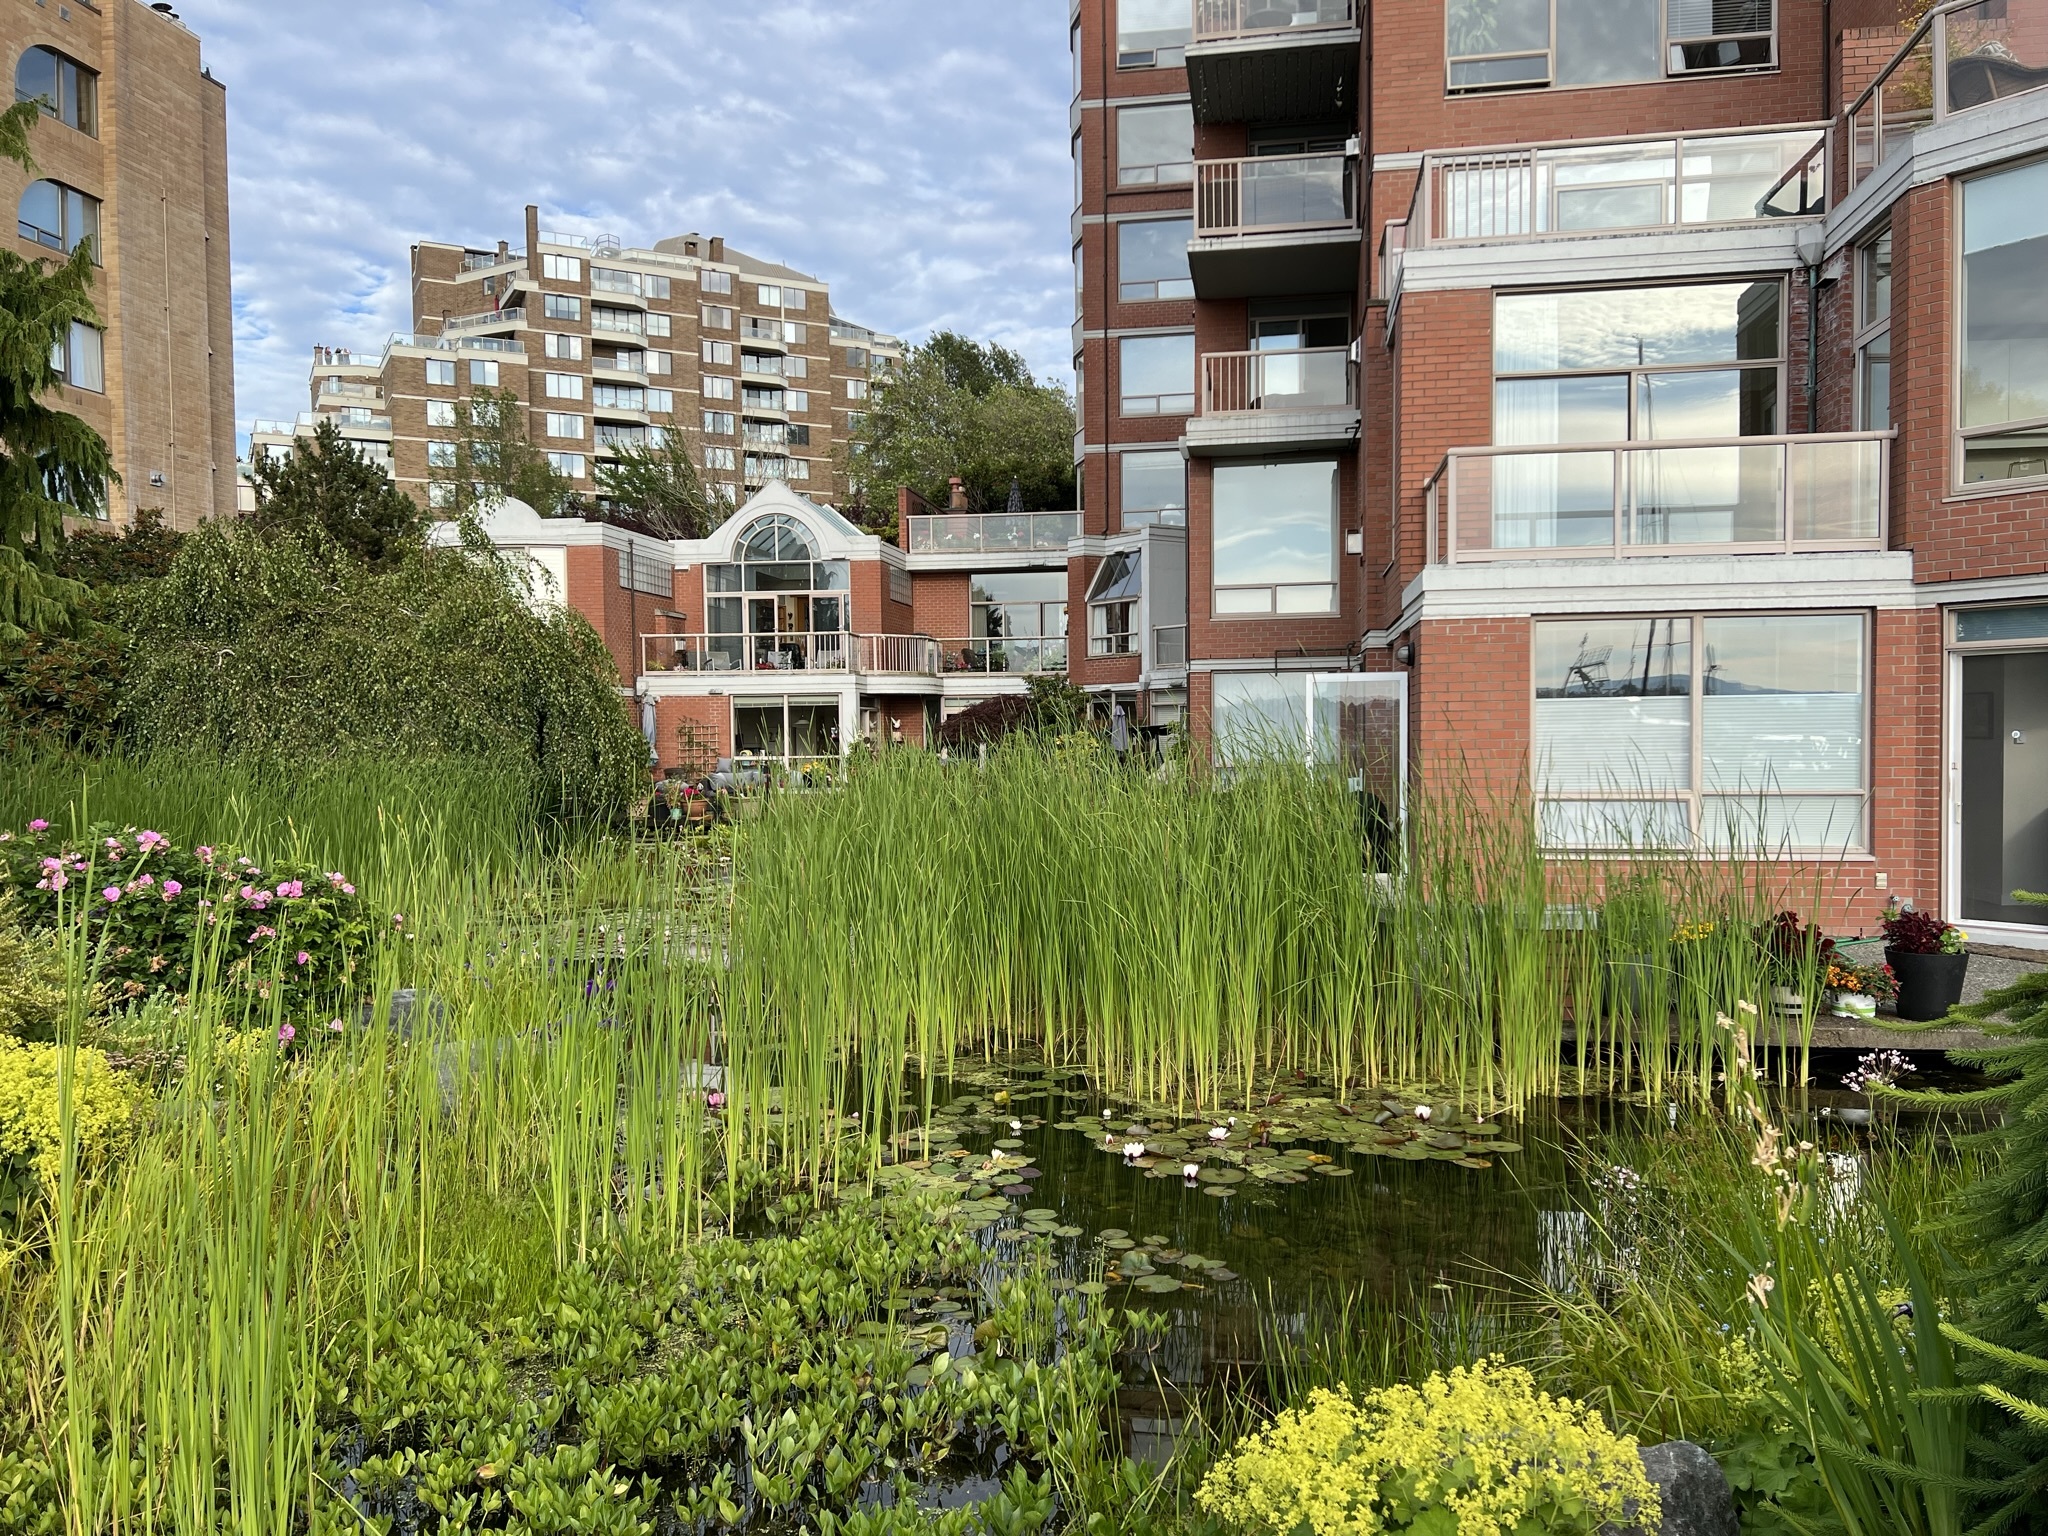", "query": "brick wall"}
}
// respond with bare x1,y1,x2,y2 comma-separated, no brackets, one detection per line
911,571,970,641
655,694,729,774
1386,288,1492,613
